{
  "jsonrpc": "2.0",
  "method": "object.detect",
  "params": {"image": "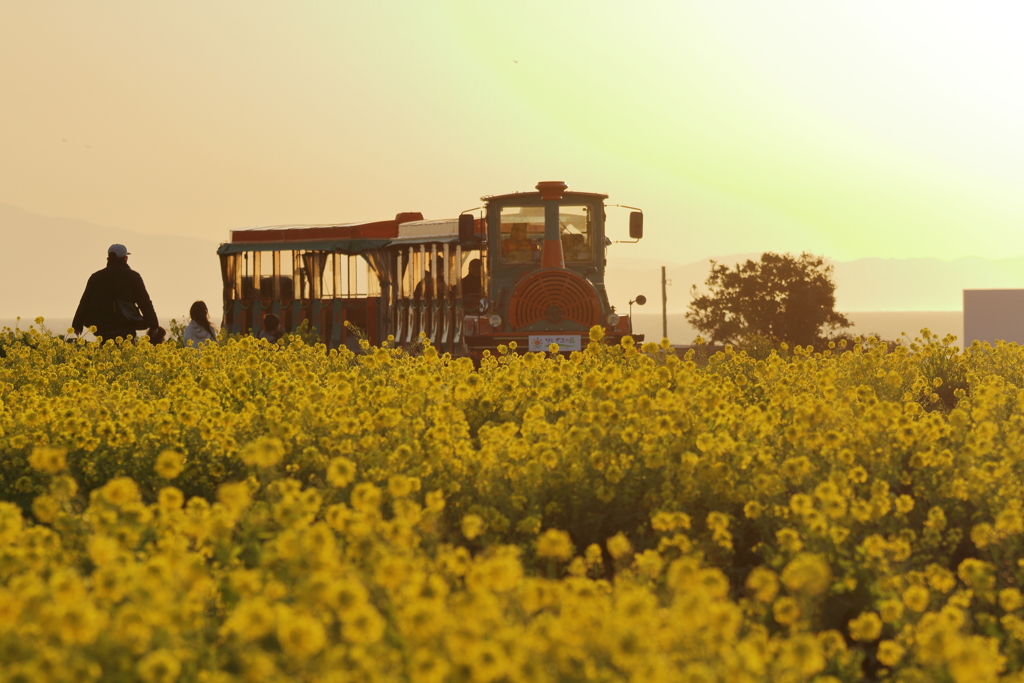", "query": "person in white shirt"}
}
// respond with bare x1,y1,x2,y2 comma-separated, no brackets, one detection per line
184,301,218,347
